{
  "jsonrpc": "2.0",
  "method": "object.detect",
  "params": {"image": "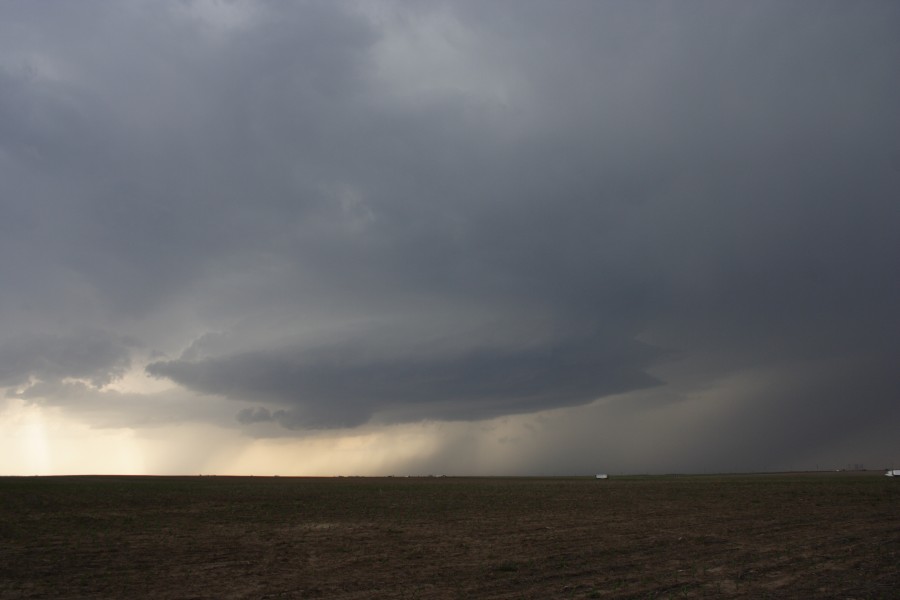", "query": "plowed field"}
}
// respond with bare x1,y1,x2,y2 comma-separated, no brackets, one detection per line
2,473,898,598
